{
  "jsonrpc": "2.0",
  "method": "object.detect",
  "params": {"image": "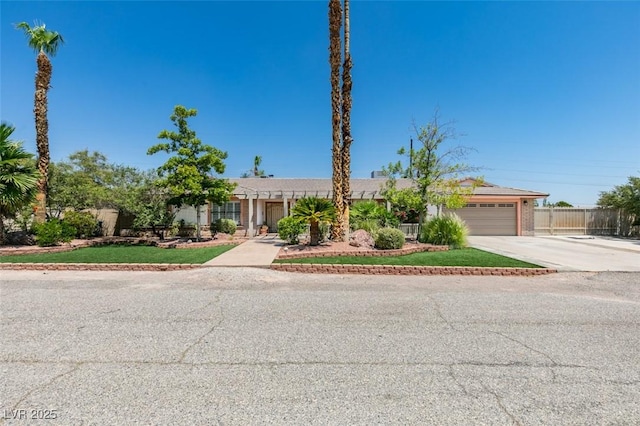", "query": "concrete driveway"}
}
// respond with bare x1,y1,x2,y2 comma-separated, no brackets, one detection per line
469,236,640,271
